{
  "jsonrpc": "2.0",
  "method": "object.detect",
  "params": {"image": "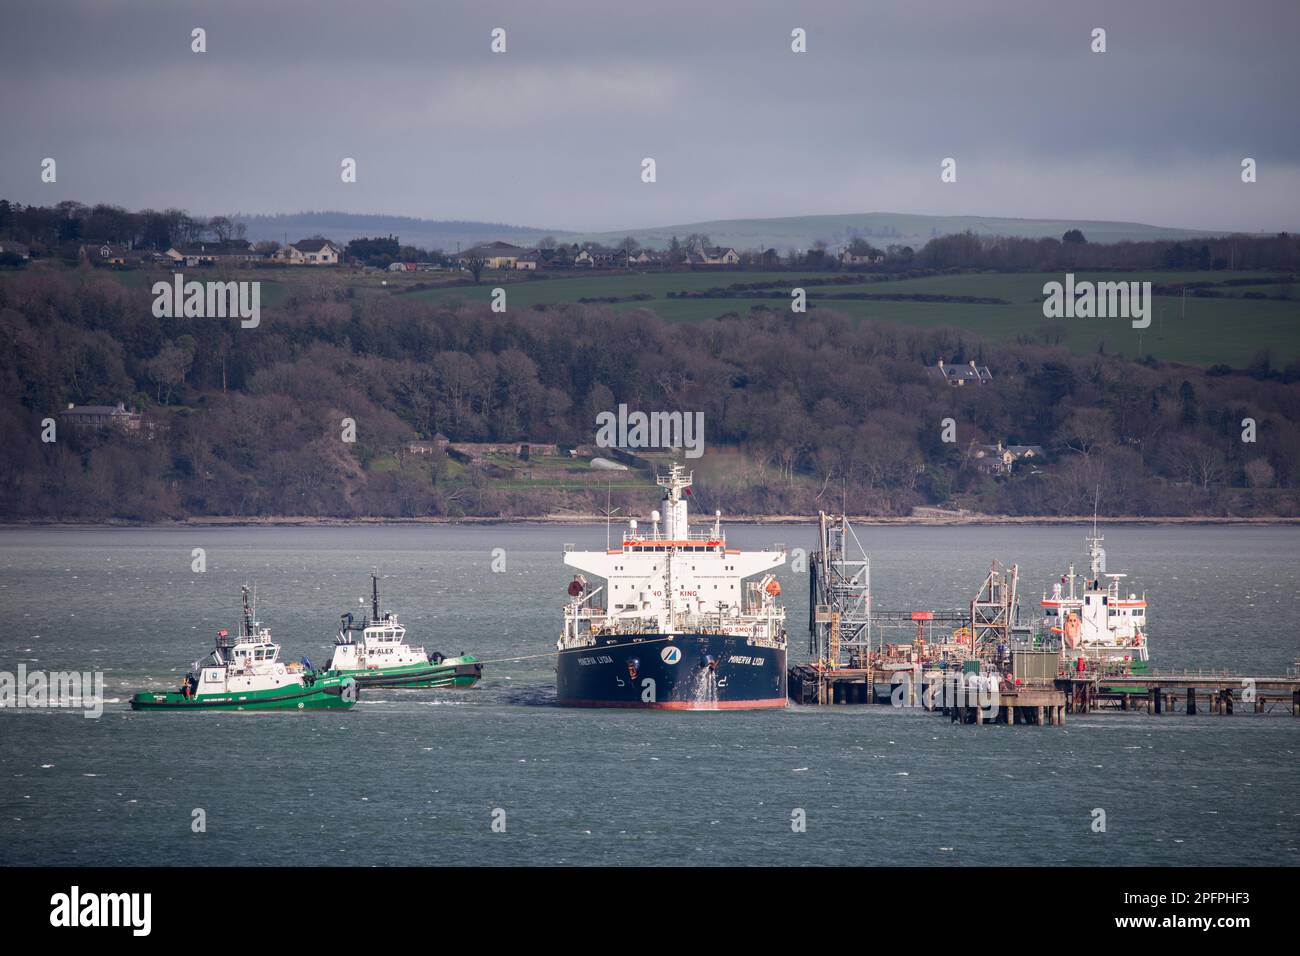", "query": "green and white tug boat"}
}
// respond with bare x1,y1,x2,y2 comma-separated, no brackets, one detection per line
130,586,358,711
324,573,482,689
